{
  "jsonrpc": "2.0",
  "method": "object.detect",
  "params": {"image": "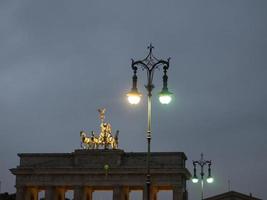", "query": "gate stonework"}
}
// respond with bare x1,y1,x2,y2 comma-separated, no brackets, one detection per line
10,149,191,200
